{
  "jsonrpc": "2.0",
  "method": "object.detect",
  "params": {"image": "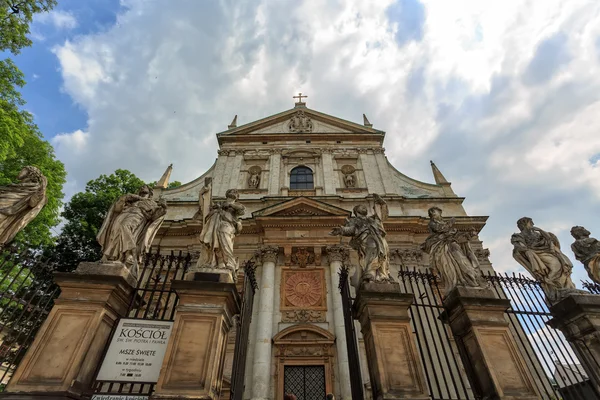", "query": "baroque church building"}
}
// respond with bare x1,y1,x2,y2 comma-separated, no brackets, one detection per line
151,98,492,400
